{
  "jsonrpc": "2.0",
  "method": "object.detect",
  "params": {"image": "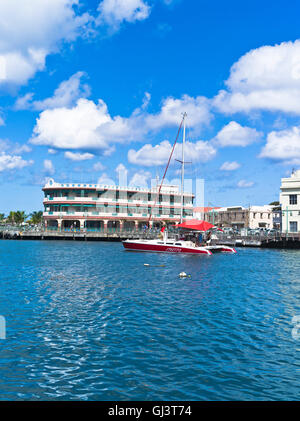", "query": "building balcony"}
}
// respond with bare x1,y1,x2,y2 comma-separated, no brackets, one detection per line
43,211,188,219
43,197,193,209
